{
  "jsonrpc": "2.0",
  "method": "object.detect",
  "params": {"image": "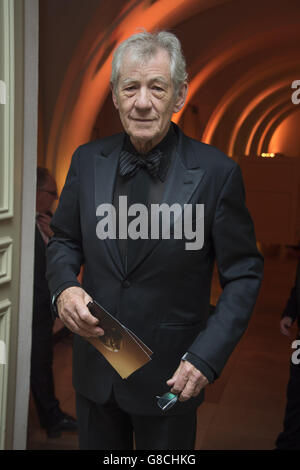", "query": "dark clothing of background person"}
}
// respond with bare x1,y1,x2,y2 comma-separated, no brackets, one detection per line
31,168,77,438
275,260,300,450
31,223,65,432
